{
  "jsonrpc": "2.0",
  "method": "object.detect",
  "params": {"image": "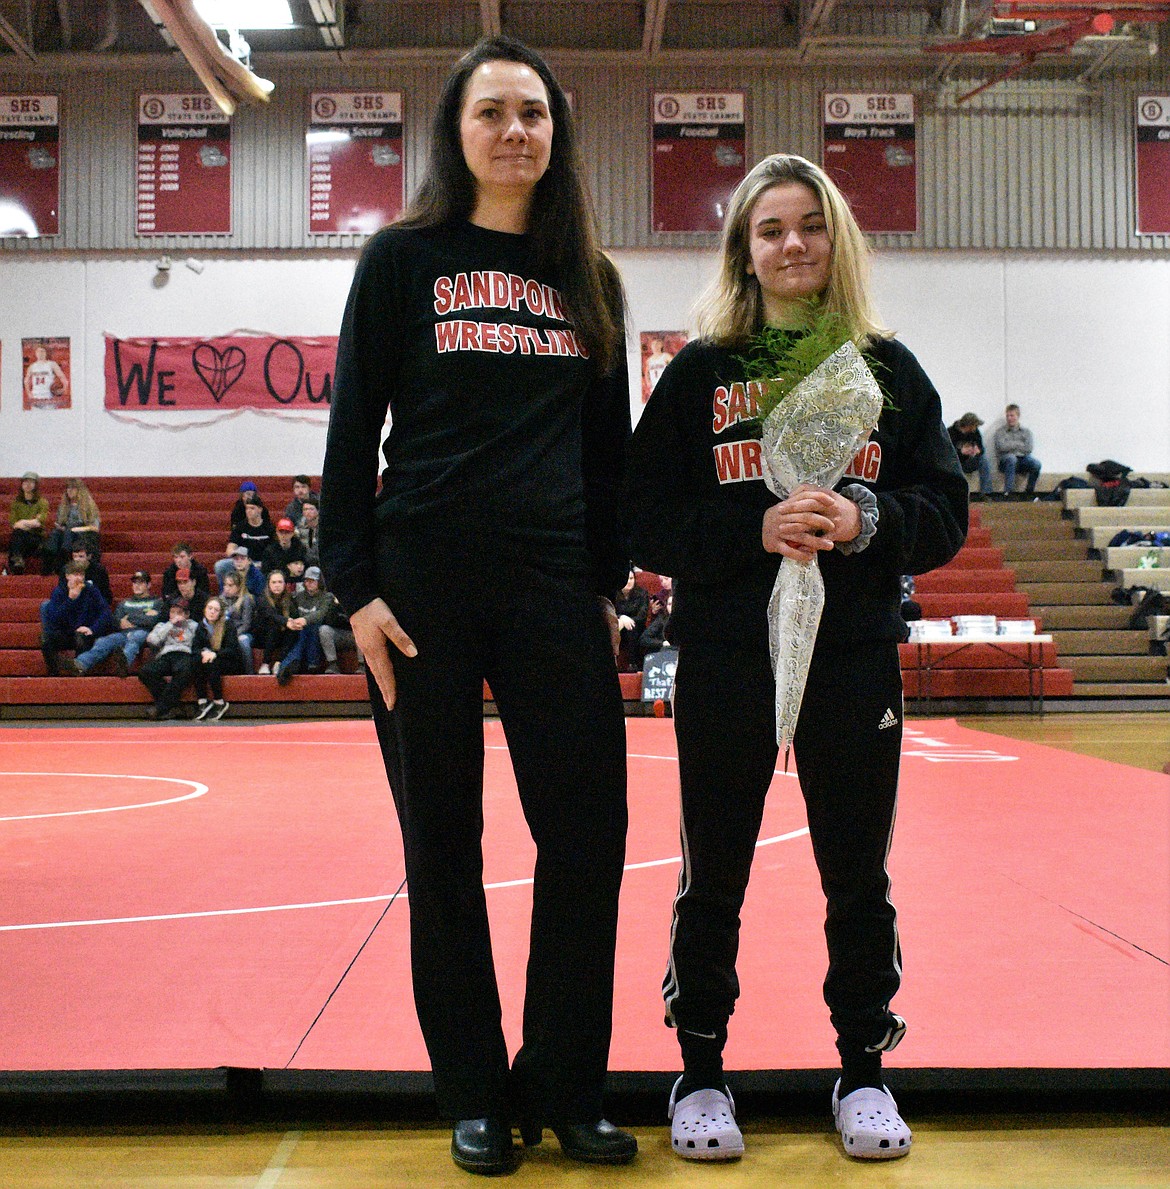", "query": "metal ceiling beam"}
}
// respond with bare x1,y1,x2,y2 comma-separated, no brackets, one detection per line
307,0,344,49
0,4,37,60
480,0,501,37
642,0,669,55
